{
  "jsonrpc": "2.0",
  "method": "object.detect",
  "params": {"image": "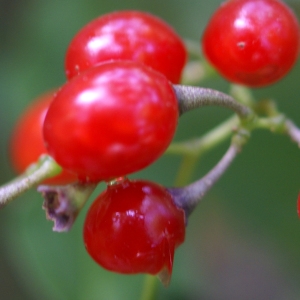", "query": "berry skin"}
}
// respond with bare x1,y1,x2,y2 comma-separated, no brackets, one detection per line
10,91,77,185
83,178,185,281
65,10,187,83
43,61,179,182
202,0,300,87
